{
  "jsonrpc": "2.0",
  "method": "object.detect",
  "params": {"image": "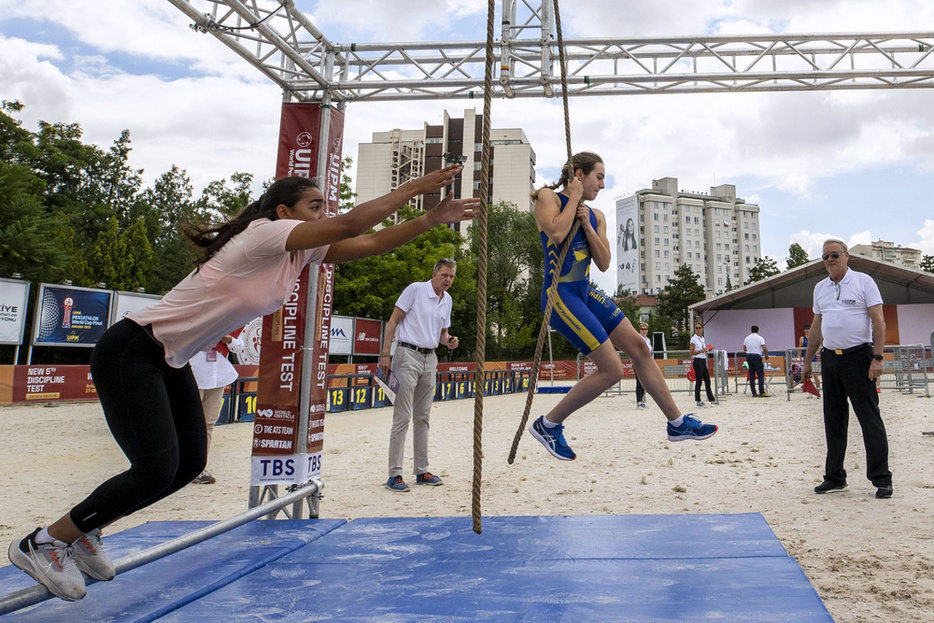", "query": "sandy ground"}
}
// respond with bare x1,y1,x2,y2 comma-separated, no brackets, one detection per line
2,385,933,622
